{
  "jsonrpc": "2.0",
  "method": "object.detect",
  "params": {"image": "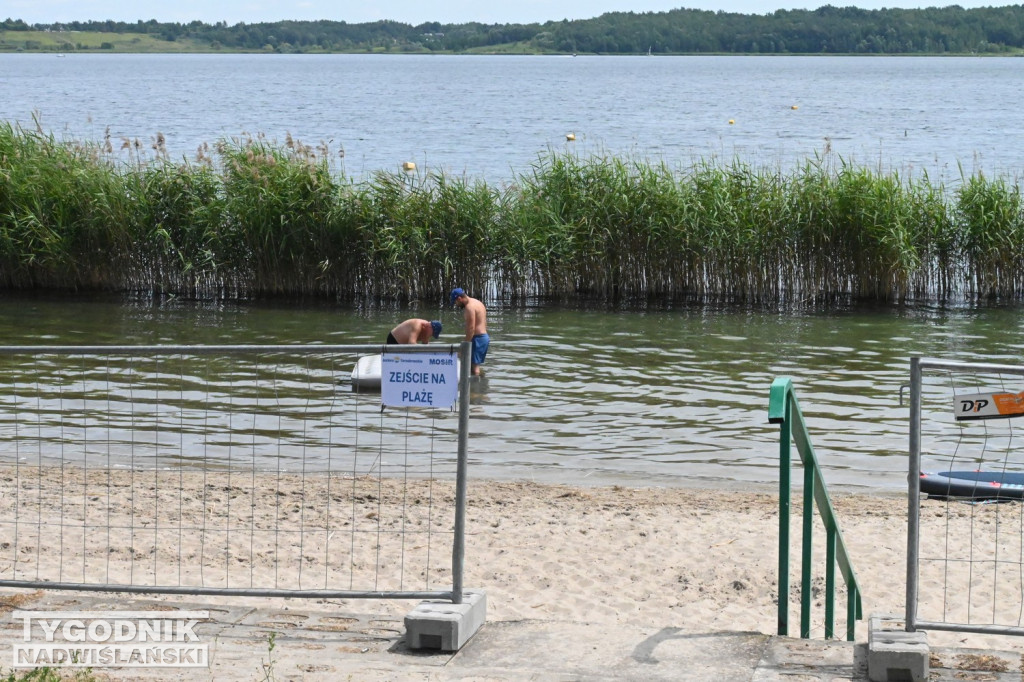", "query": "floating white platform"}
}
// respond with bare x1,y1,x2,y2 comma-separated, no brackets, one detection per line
351,354,384,391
